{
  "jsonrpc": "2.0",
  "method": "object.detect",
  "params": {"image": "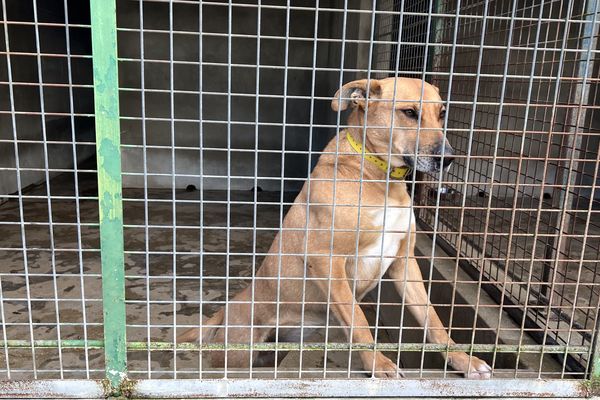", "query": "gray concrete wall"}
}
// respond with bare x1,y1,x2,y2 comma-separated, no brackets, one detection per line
0,0,374,194
0,1,95,198
9,1,595,201
116,0,367,191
